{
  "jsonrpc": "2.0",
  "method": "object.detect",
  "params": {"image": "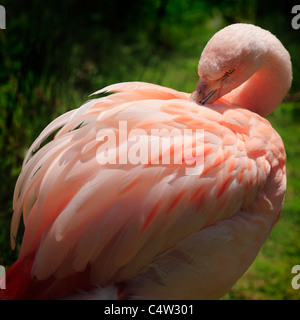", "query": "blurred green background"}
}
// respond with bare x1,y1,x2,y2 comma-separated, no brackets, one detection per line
0,0,299,299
